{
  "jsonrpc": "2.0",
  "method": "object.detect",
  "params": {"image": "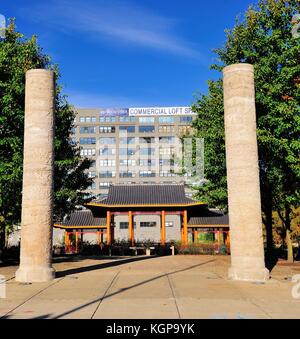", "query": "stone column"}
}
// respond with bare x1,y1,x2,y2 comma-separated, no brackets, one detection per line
223,63,269,282
16,69,55,283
